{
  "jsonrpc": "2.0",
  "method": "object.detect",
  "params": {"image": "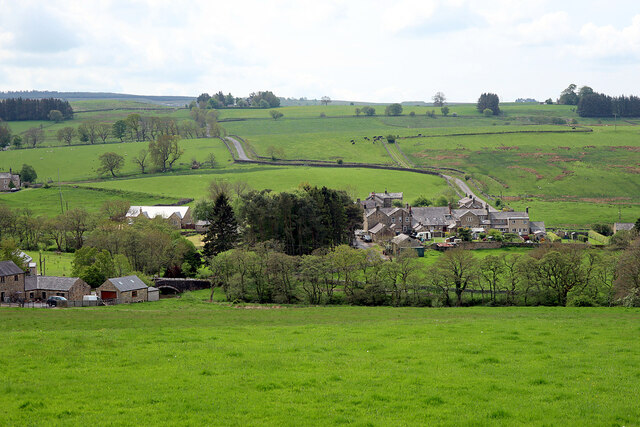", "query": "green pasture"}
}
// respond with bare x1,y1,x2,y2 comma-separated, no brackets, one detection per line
1,300,638,425
69,100,176,111
23,251,74,276
79,166,451,204
0,138,233,183
0,186,180,217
